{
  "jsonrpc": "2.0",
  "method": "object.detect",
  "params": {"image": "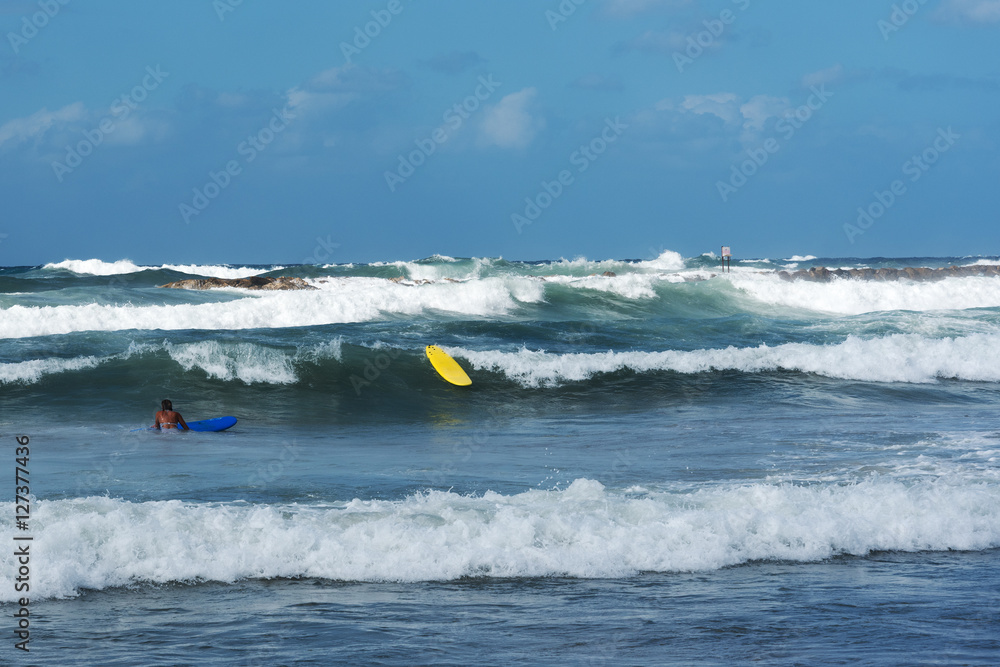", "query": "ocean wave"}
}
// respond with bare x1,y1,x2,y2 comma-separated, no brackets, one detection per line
542,273,664,299
9,258,1000,339
165,341,298,385
366,256,496,282
0,339,347,386
962,257,1000,267
3,477,996,600
0,355,105,385
453,333,1000,386
42,259,279,279
730,272,1000,314
0,277,546,338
